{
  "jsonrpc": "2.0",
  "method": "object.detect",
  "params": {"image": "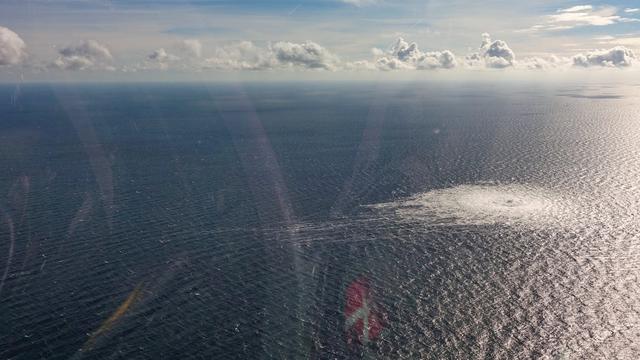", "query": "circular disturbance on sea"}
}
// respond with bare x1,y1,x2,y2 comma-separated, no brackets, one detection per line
369,183,575,227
